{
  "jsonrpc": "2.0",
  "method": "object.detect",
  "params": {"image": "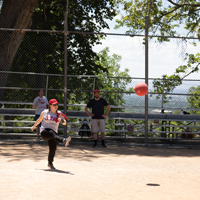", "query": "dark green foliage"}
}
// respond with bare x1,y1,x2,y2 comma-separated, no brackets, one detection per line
6,0,117,104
